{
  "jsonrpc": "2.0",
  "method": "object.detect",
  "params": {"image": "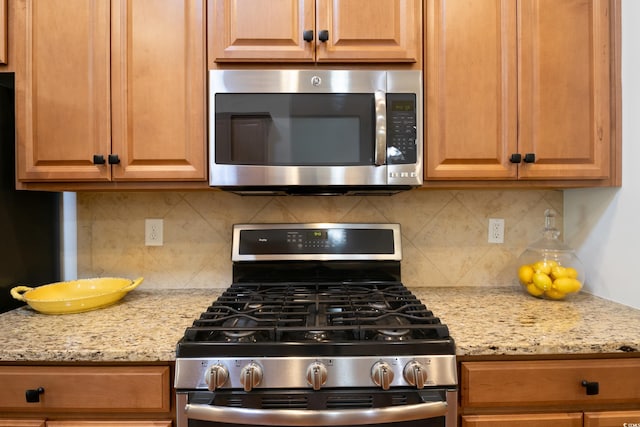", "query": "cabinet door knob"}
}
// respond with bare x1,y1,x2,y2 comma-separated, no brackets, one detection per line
523,153,536,163
108,154,121,165
581,380,599,395
93,154,106,165
509,153,522,163
25,387,45,403
318,30,329,42
303,30,314,42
